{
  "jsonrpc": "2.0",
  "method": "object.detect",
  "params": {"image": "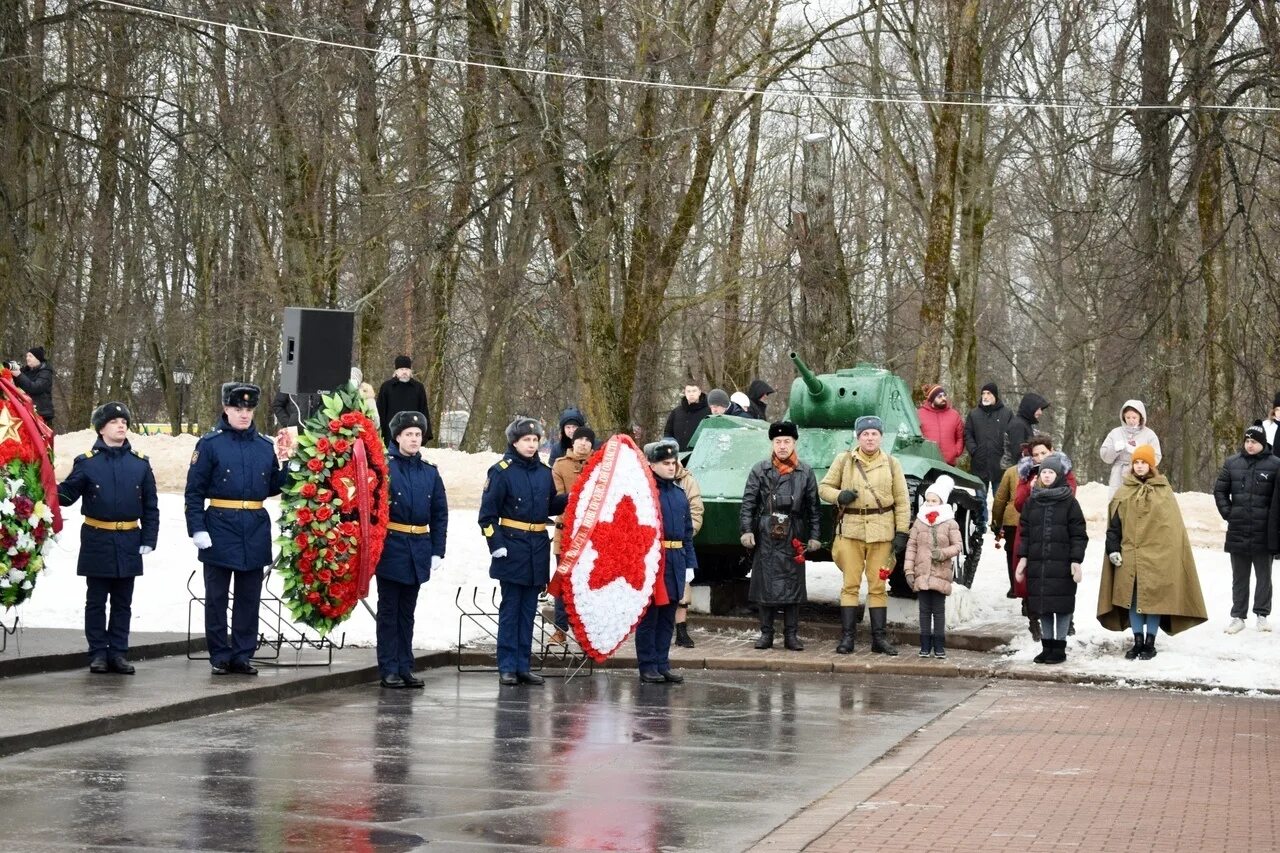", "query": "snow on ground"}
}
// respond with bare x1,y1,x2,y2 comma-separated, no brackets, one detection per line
21,432,1277,692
